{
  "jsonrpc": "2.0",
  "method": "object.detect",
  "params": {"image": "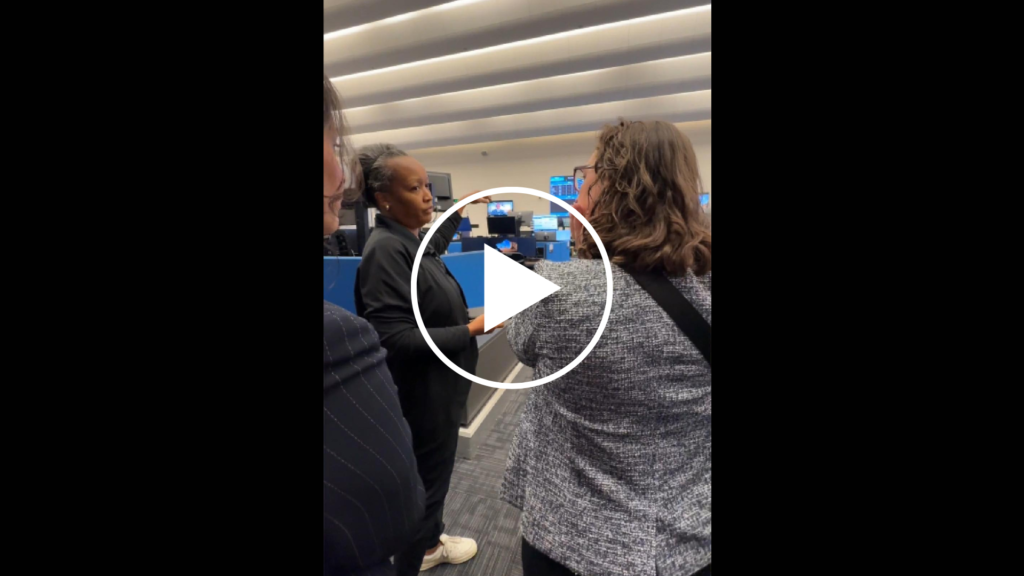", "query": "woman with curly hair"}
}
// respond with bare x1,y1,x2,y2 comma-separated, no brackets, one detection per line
502,120,712,576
